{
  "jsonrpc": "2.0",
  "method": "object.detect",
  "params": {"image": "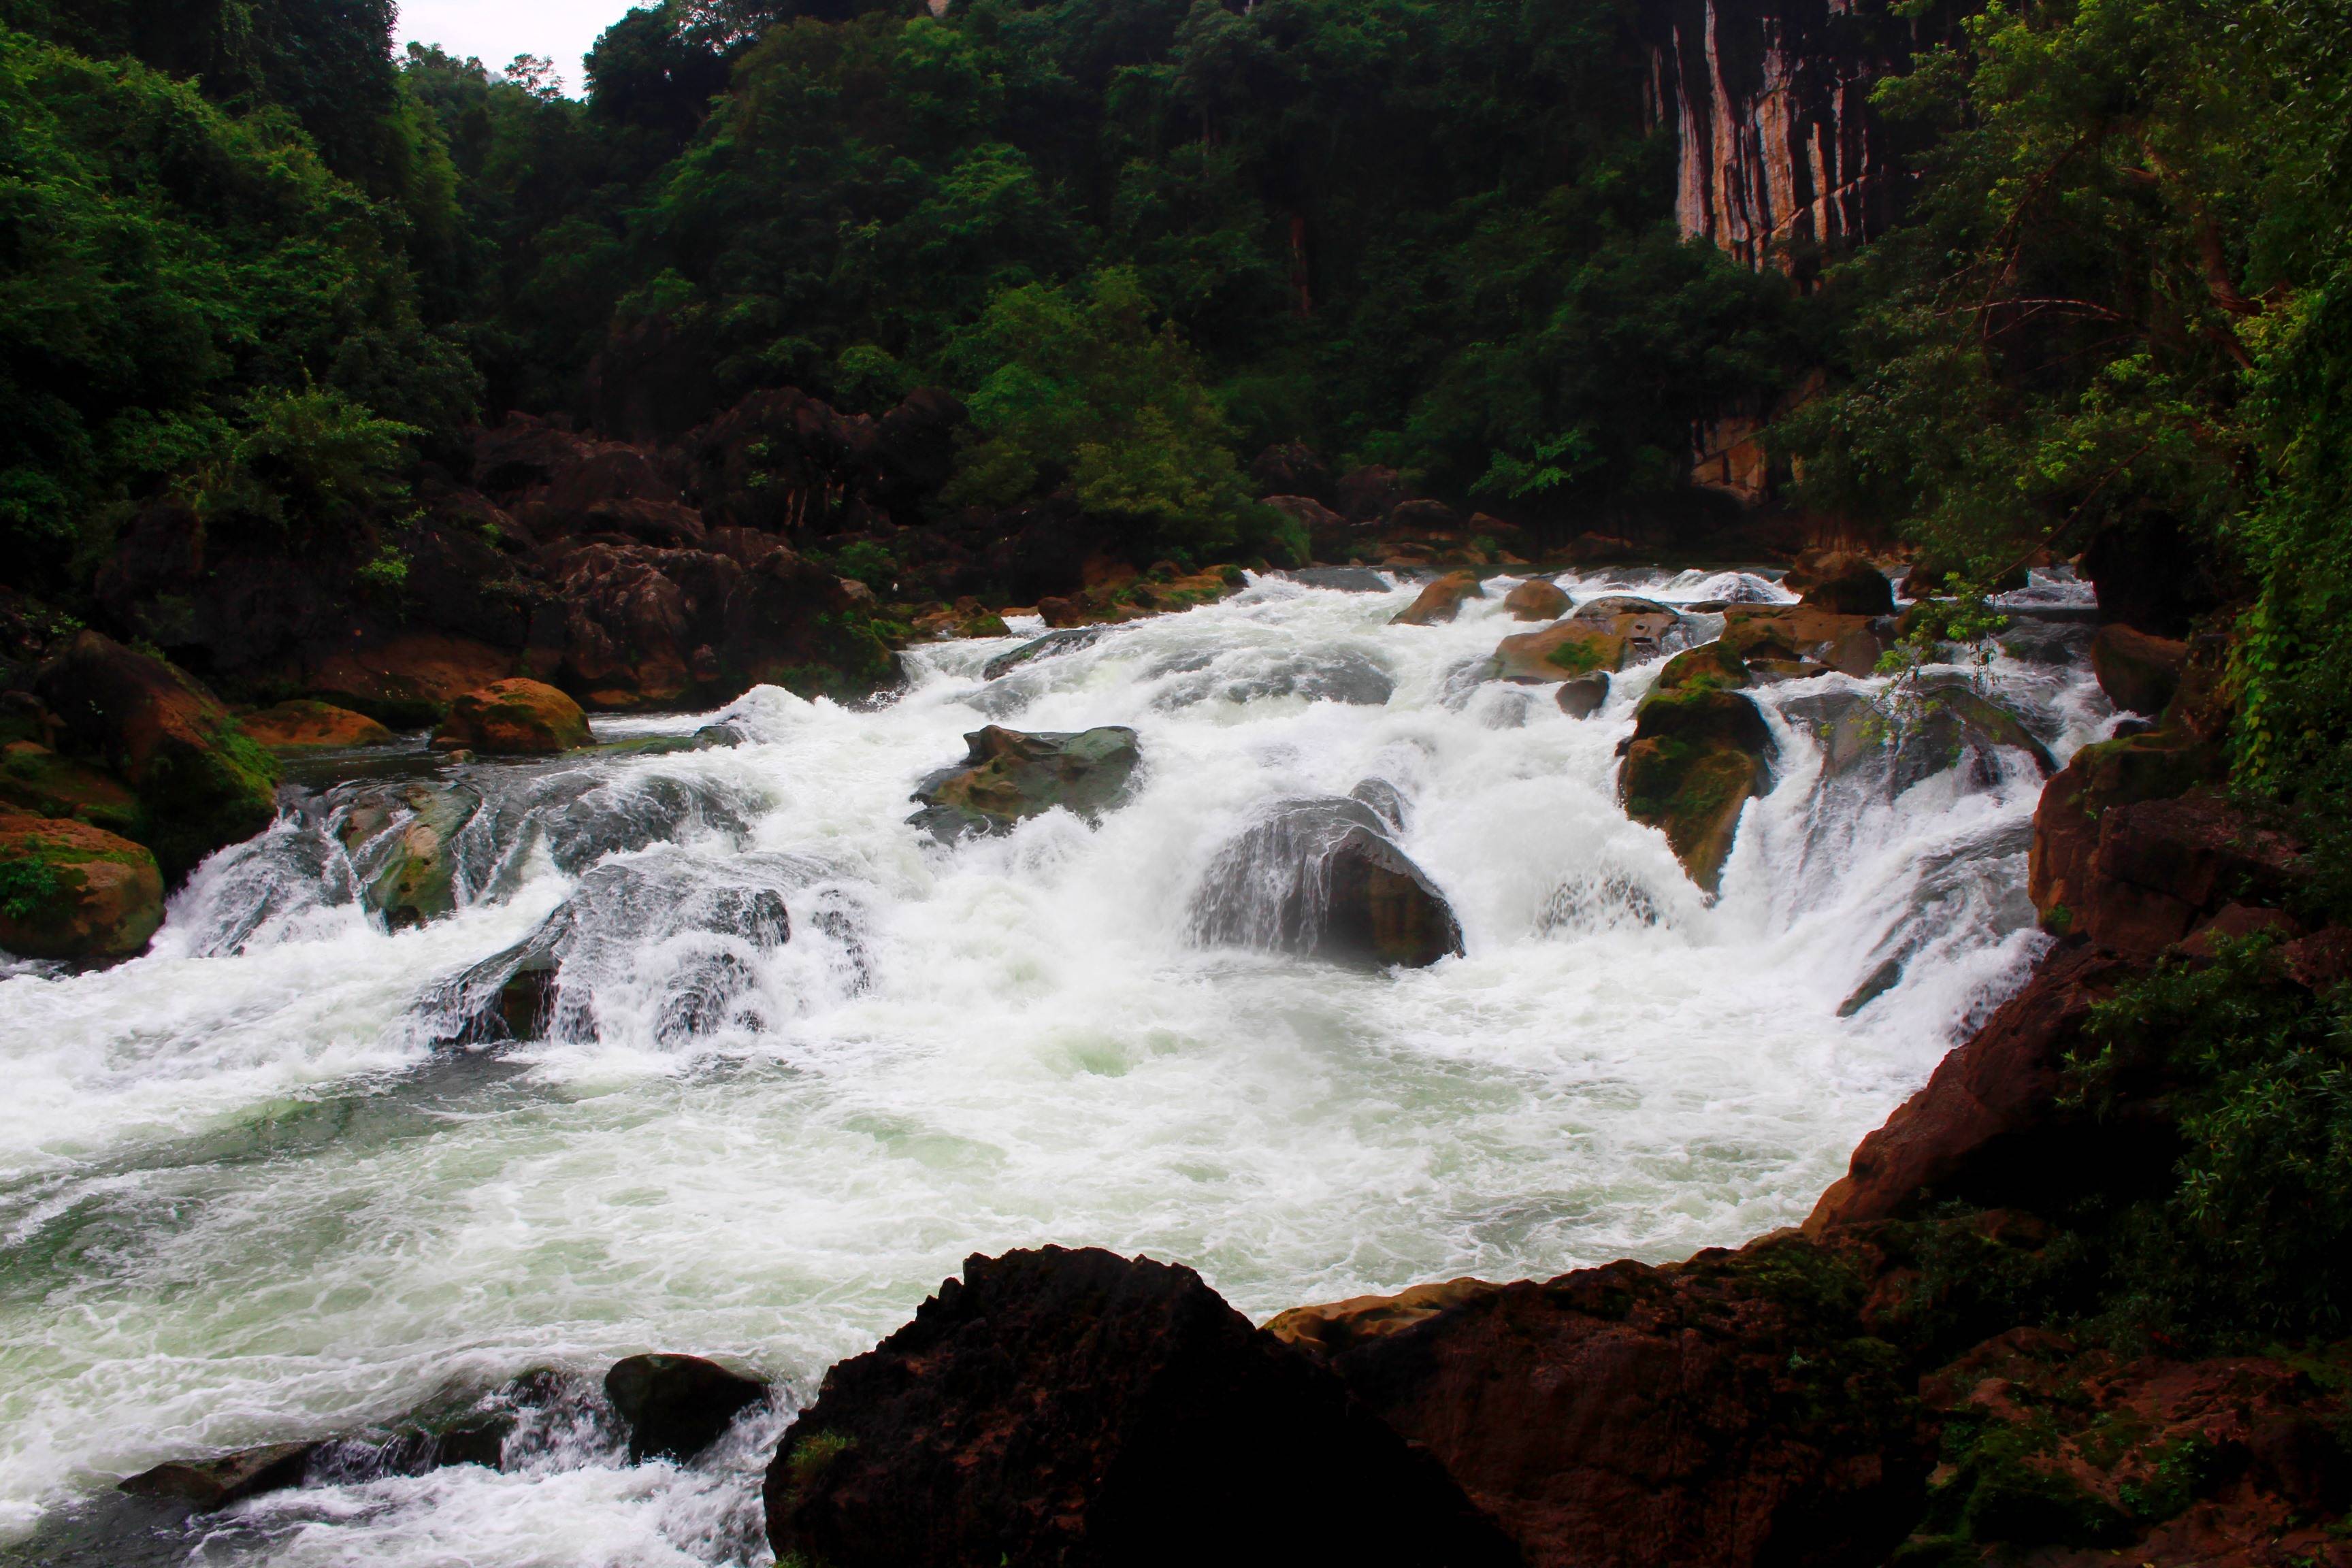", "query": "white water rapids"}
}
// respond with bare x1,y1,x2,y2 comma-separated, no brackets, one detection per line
0,567,2114,1565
